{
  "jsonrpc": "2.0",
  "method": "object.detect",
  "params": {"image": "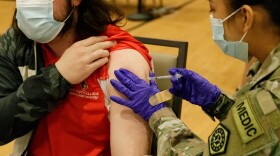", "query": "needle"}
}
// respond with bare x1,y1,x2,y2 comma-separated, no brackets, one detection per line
148,73,182,80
